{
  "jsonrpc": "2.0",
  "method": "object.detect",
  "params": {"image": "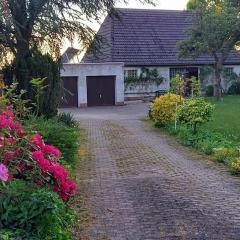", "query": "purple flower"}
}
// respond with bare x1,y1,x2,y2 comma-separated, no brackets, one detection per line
0,164,9,182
